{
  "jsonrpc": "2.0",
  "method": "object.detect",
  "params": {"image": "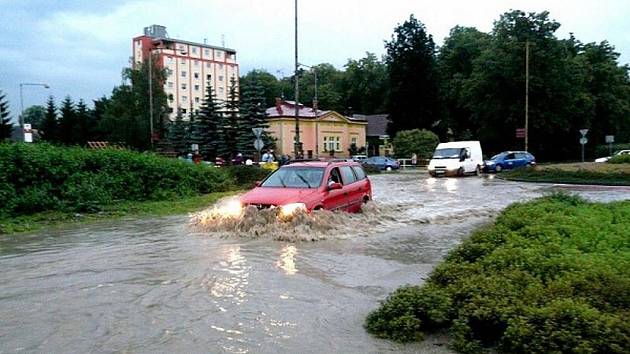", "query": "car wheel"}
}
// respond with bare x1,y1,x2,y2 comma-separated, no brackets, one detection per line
495,165,503,172
457,167,464,176
475,165,481,176
386,166,392,171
